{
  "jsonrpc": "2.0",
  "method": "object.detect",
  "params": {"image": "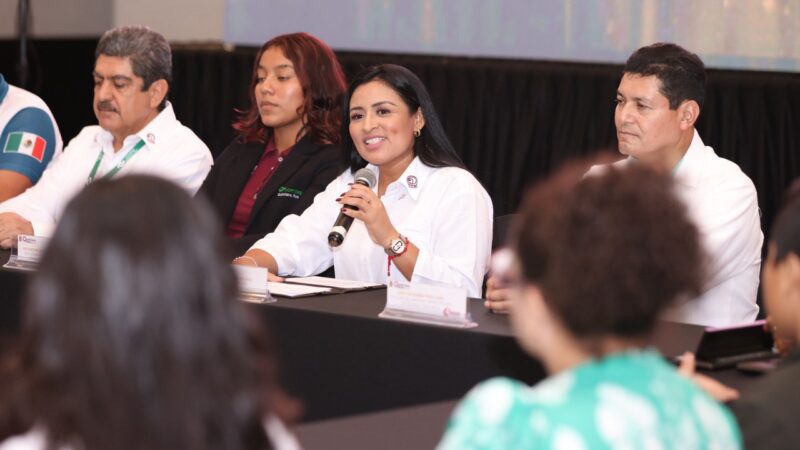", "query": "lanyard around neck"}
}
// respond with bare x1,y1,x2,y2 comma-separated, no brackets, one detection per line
87,139,146,184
